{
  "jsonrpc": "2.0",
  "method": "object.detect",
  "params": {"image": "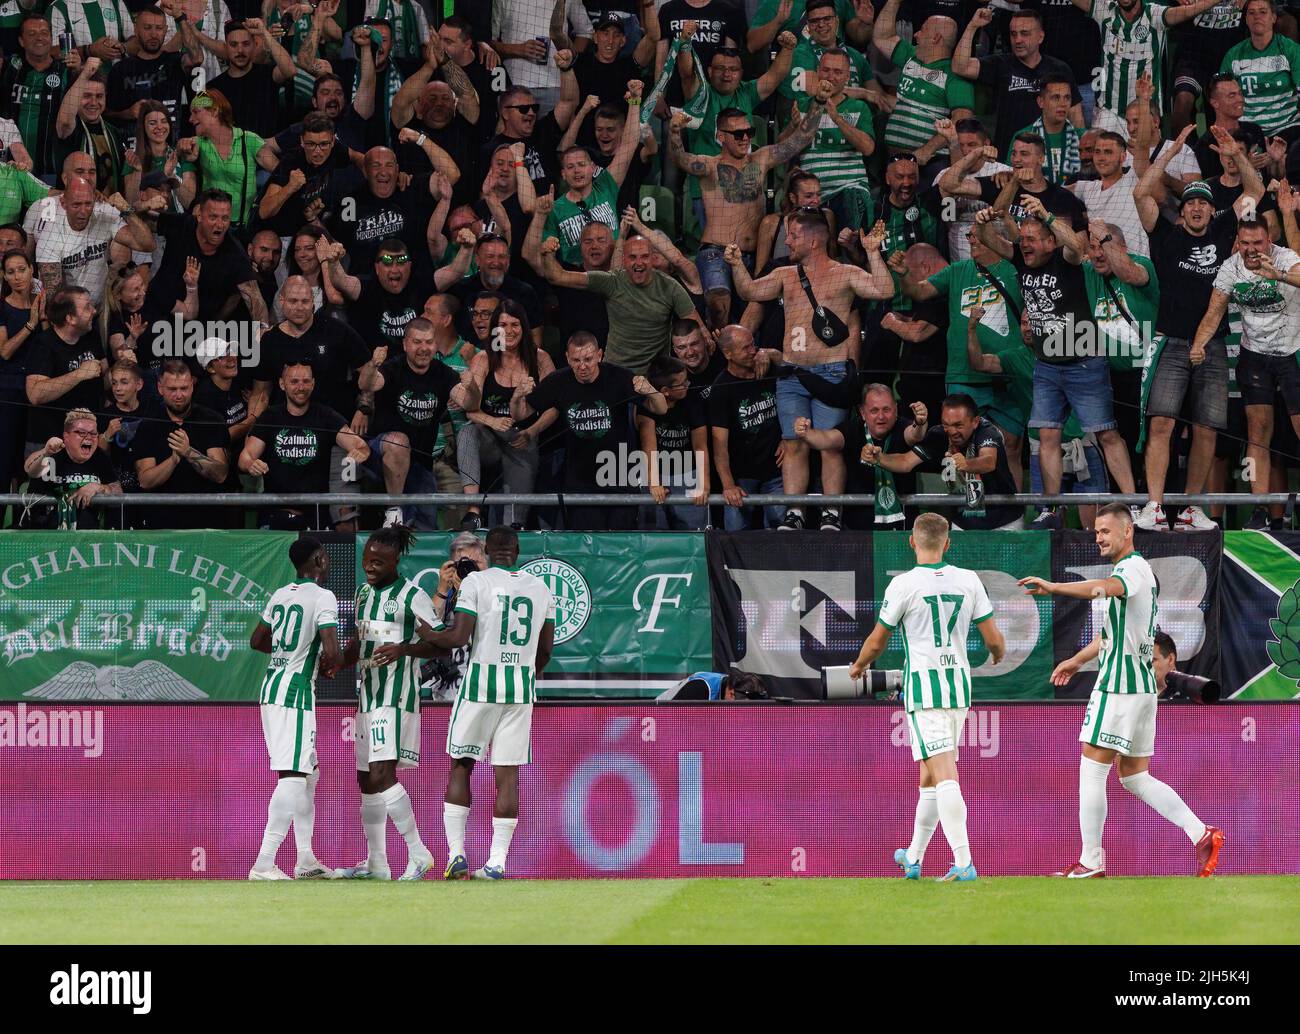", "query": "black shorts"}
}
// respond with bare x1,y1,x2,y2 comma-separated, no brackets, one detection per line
1215,395,1245,461
1237,348,1300,412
